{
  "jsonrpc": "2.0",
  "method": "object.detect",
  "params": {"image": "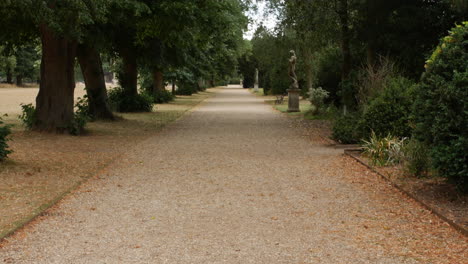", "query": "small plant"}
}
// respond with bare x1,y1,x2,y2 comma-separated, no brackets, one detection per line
176,81,198,95
19,103,36,129
307,86,329,114
403,138,431,178
0,117,12,161
68,96,91,135
362,131,407,166
108,87,154,112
